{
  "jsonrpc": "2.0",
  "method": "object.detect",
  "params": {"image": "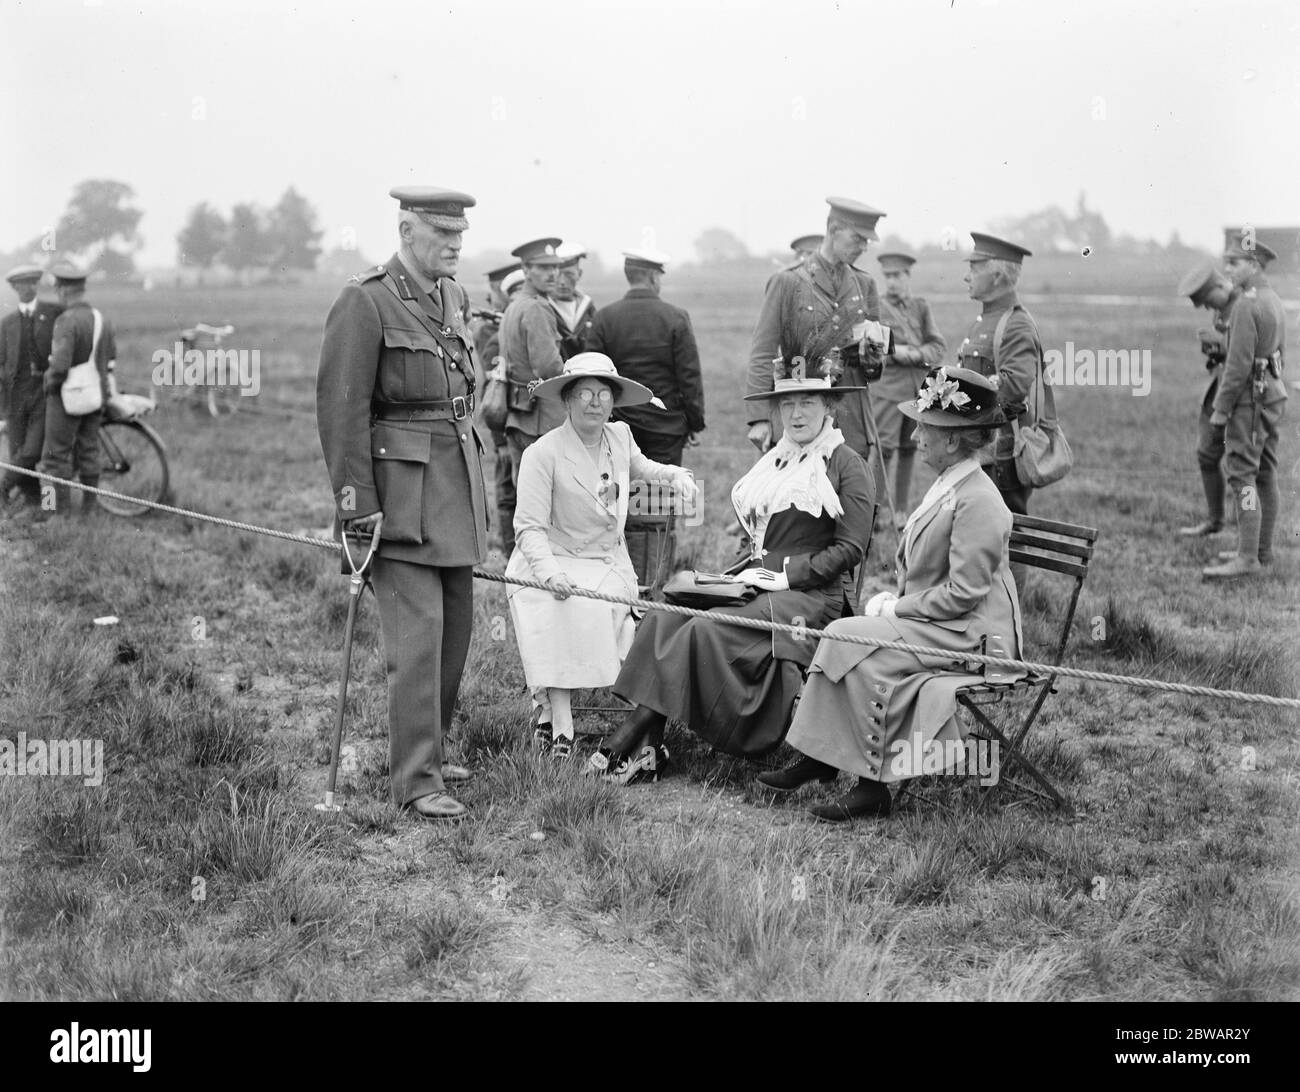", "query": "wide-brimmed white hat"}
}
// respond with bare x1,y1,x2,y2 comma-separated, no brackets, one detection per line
530,352,655,407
